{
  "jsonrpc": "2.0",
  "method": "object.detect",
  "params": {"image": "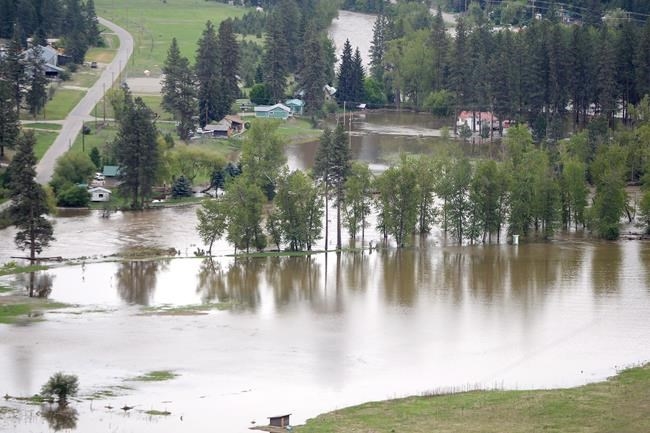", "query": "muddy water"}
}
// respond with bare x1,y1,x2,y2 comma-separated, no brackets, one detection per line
2,241,650,433
328,10,376,68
